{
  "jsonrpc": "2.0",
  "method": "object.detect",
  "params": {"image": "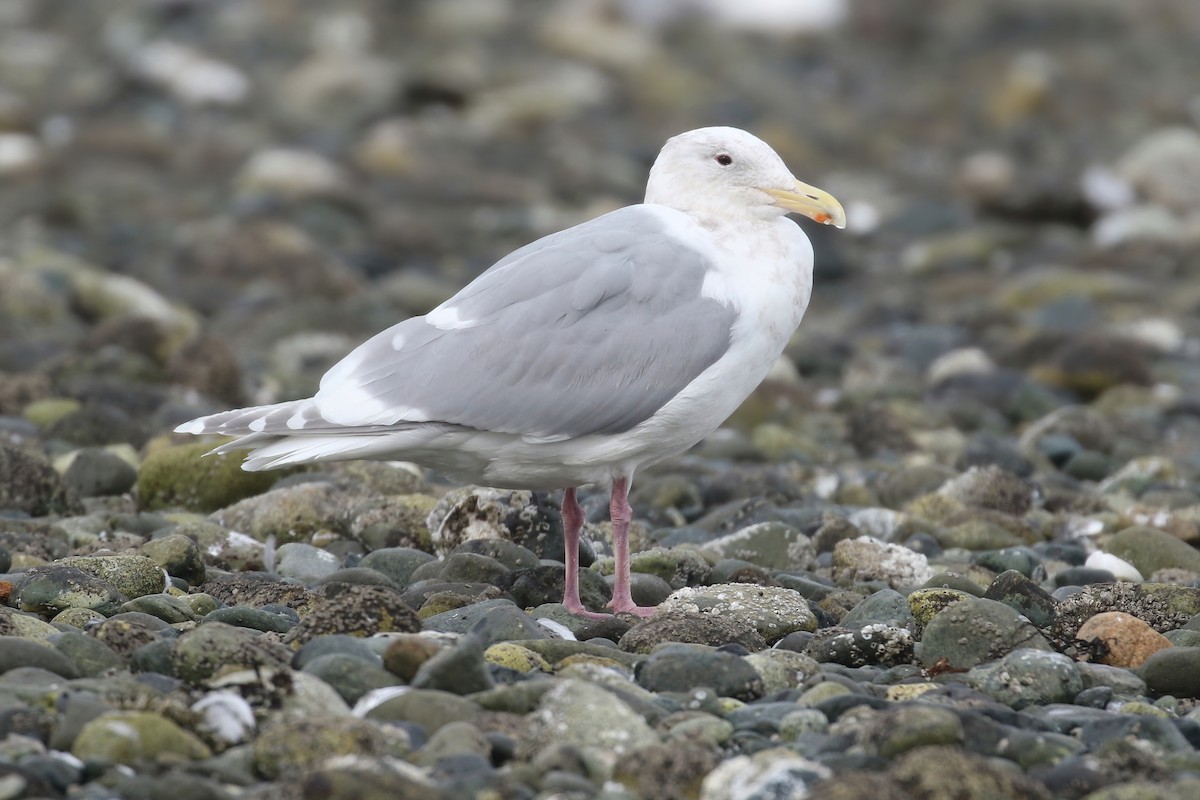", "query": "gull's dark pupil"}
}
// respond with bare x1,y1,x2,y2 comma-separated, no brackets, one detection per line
715,154,733,166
